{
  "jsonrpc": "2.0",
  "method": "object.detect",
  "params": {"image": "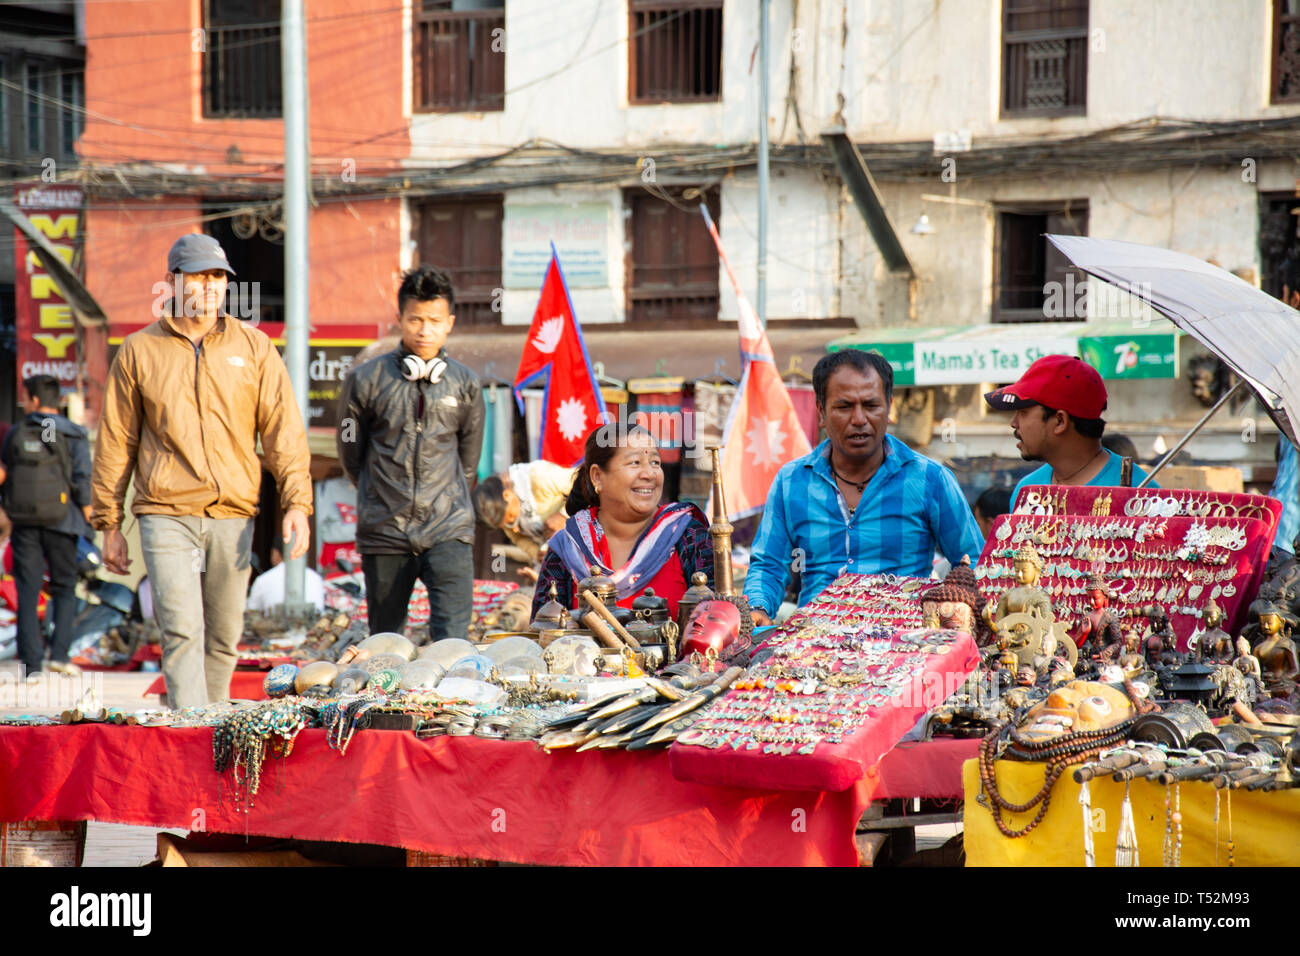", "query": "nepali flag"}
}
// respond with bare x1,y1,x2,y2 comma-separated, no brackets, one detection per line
700,205,812,520
513,245,607,467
